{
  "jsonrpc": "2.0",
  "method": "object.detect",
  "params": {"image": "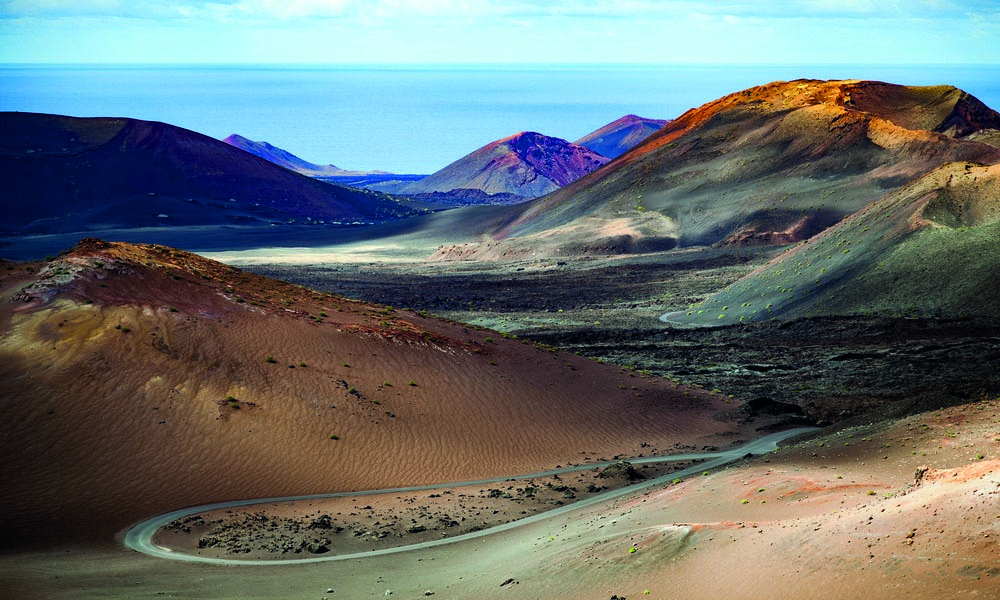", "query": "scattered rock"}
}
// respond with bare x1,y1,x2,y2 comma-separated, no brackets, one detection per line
598,461,646,482
310,514,333,530
307,540,330,554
